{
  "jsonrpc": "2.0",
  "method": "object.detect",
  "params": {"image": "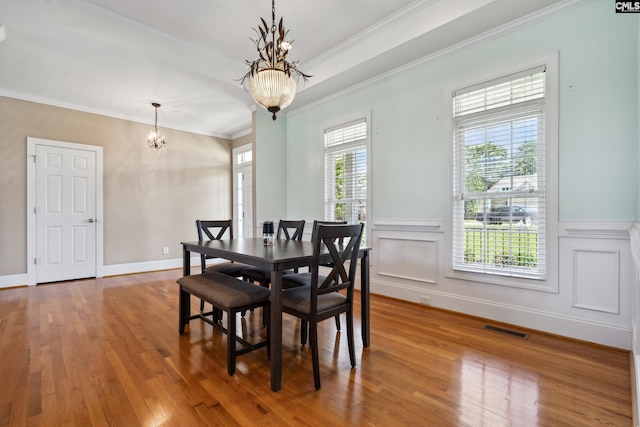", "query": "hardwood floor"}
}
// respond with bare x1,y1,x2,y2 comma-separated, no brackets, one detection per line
0,269,632,426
